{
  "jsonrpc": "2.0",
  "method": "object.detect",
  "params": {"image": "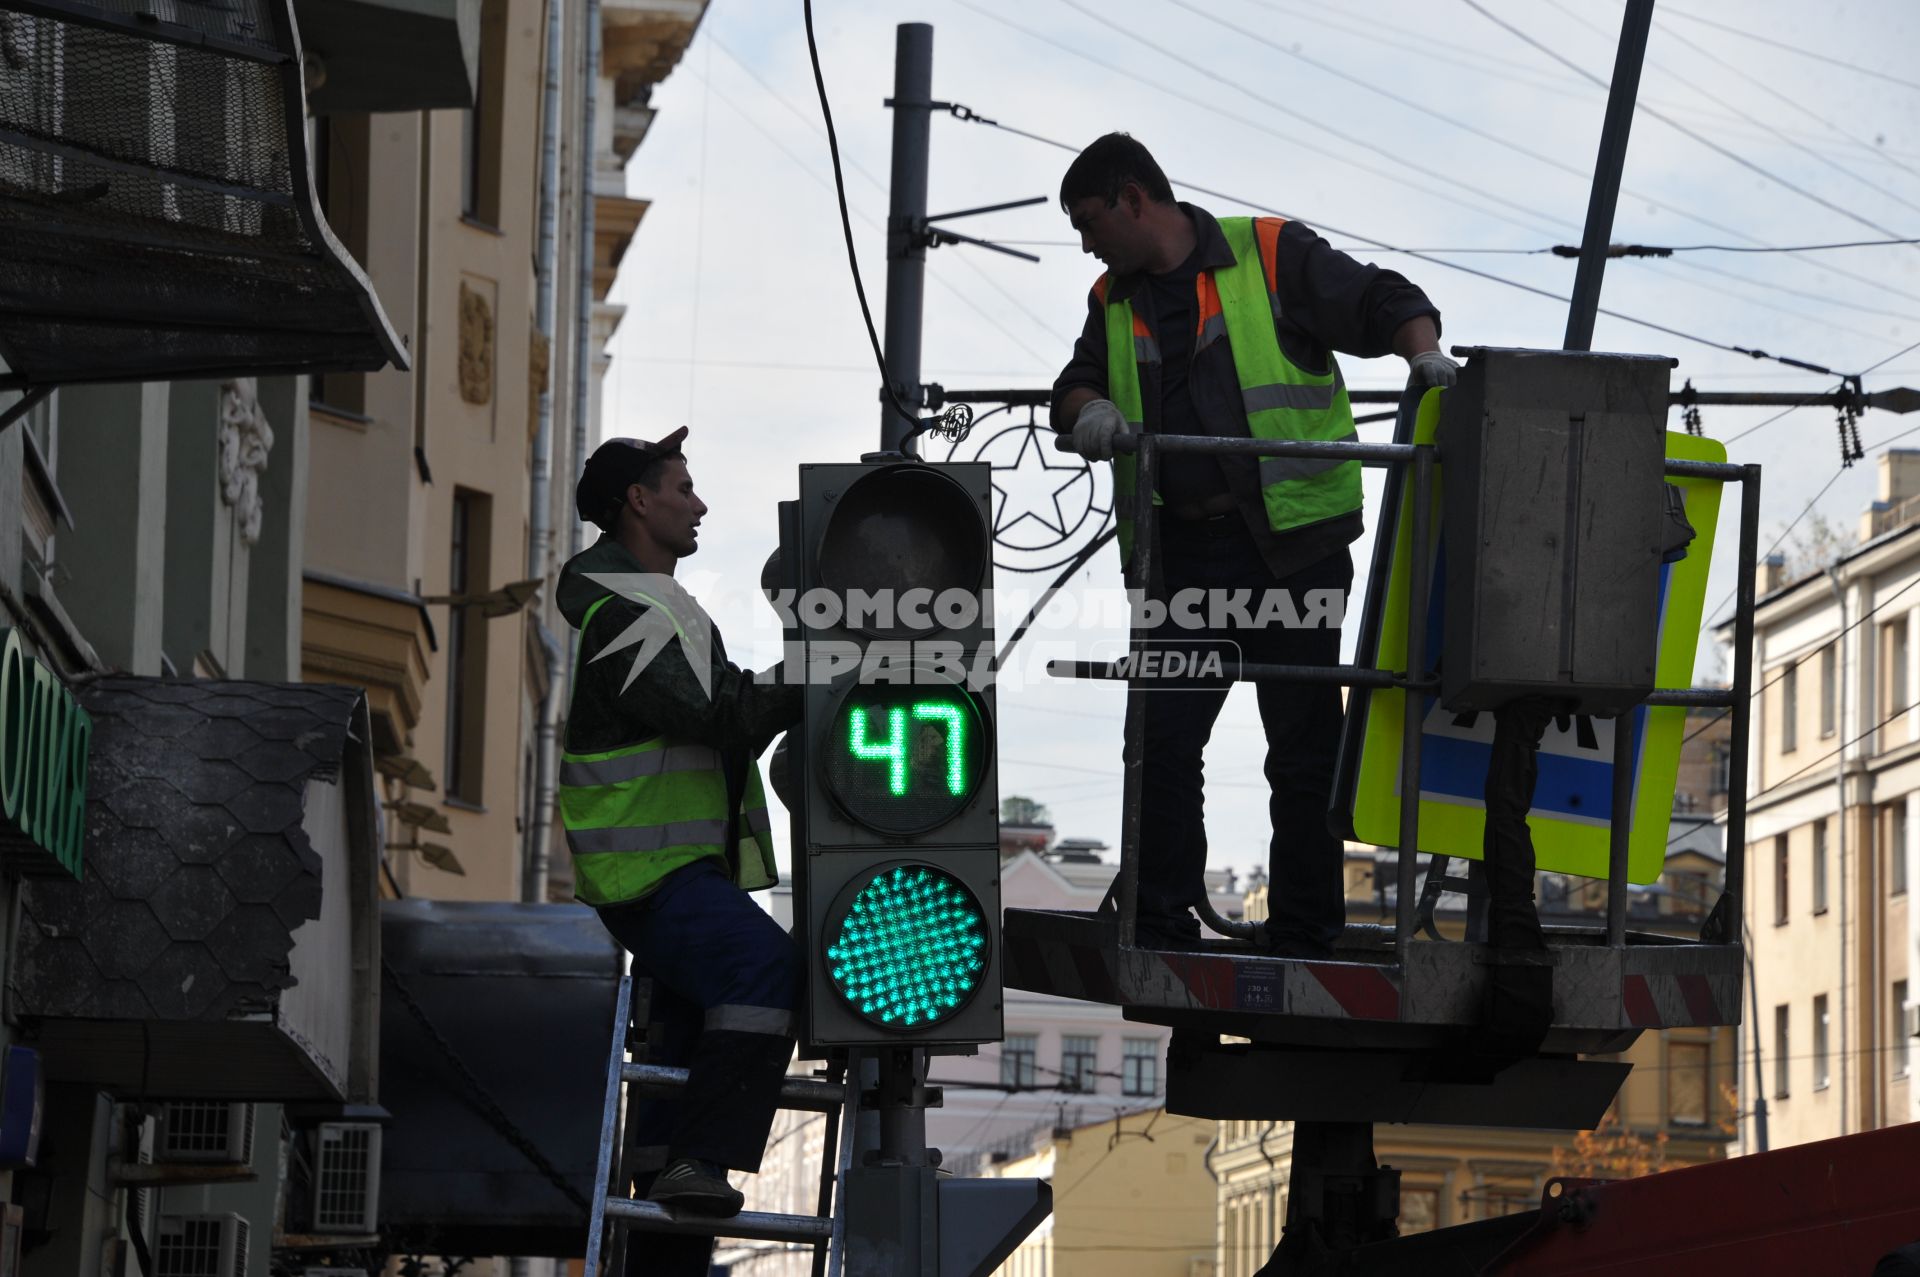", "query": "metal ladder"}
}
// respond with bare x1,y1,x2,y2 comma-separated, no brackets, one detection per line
582,973,854,1277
